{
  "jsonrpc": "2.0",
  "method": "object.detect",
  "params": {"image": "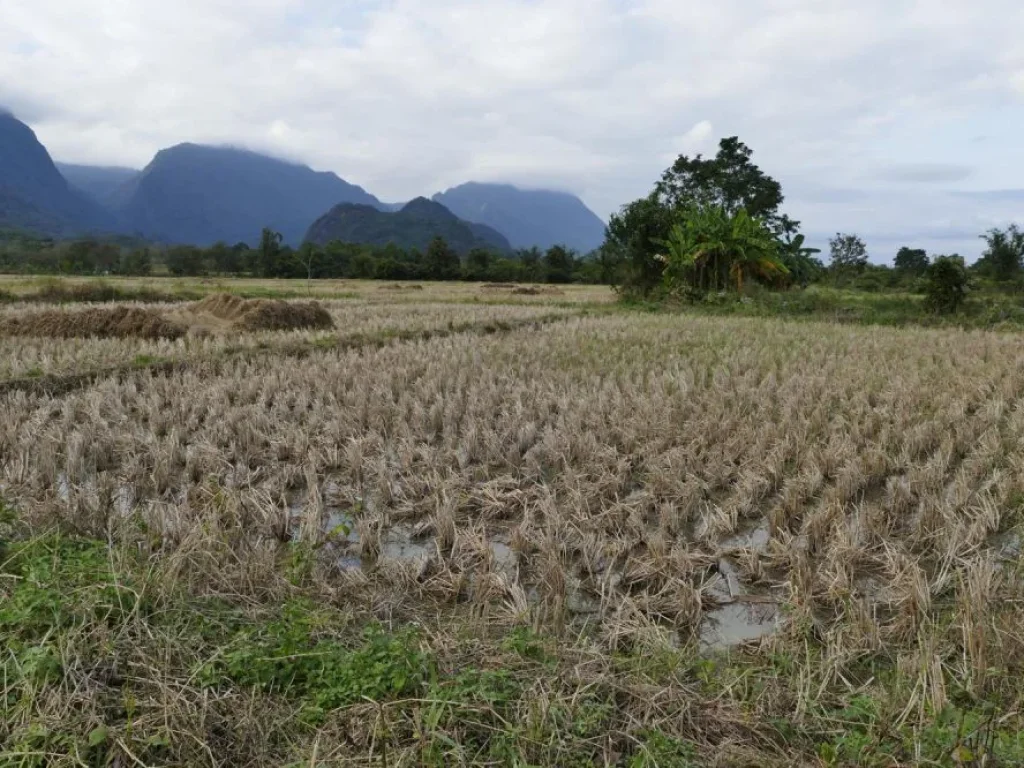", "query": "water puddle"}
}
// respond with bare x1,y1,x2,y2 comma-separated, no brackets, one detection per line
700,599,780,650
54,472,136,516
700,553,781,650
325,510,359,541
488,537,517,577
566,586,602,614
721,519,770,551
382,526,433,560
992,528,1022,561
